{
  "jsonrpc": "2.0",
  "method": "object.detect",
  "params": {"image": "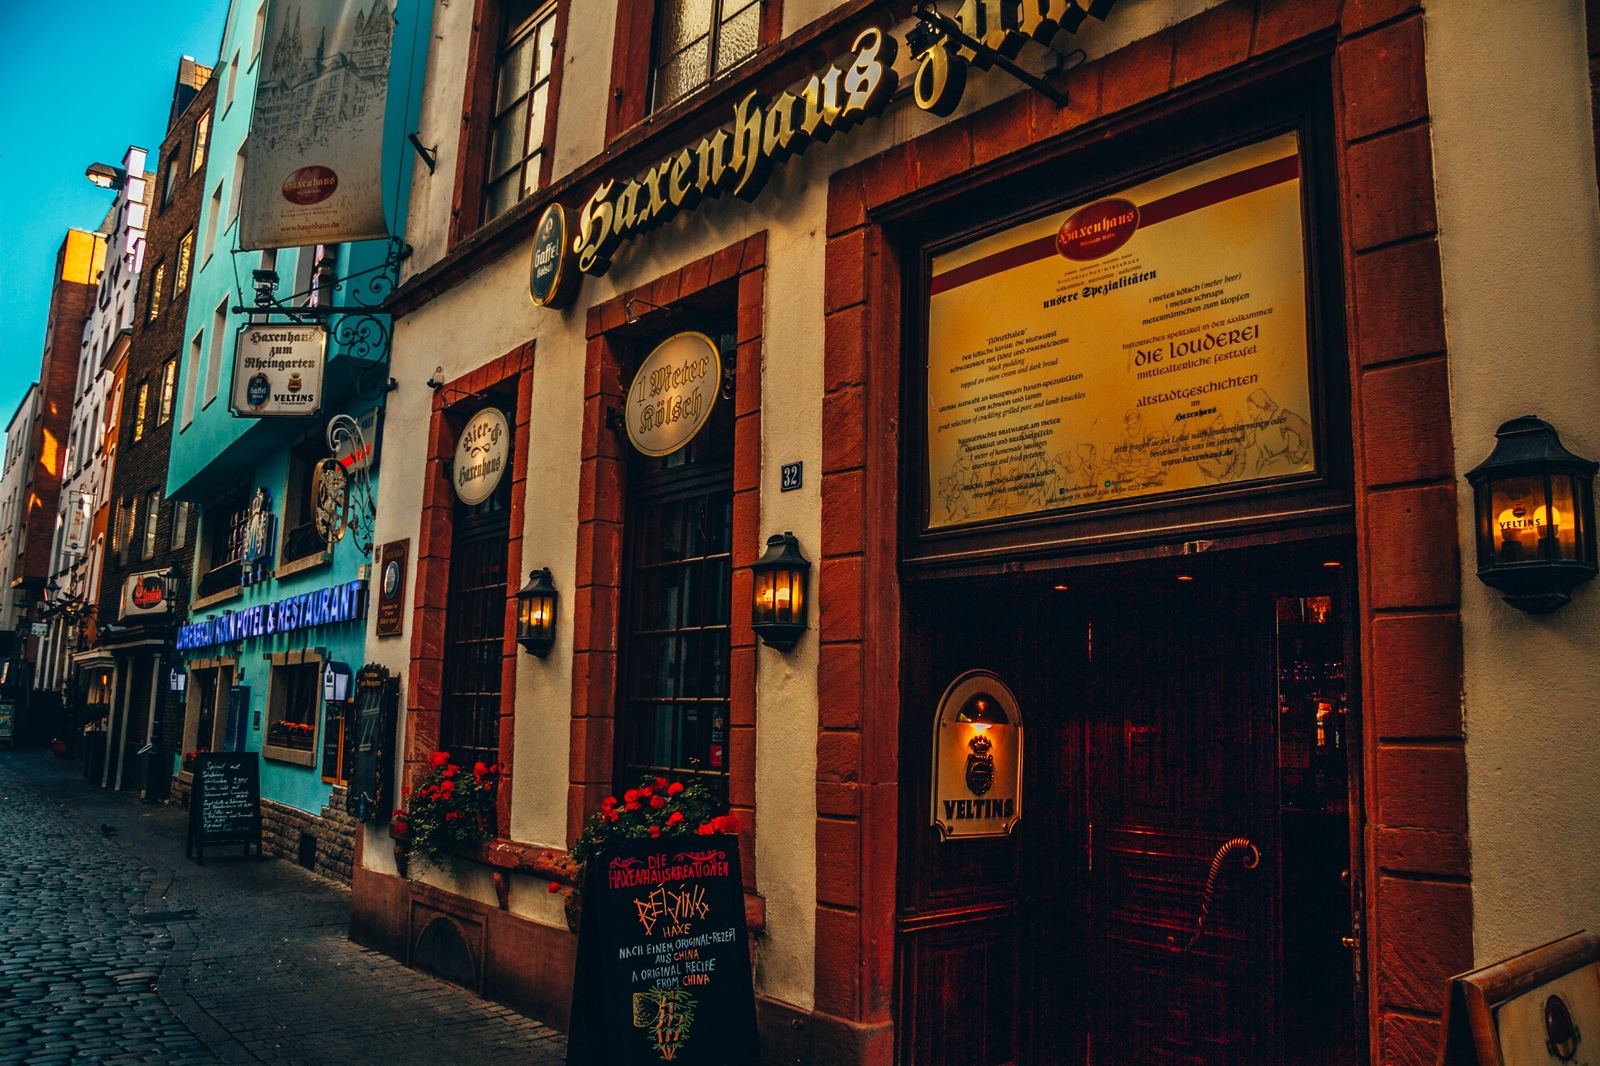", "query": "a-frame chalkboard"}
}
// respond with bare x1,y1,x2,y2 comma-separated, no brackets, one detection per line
185,751,263,864
566,835,758,1066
